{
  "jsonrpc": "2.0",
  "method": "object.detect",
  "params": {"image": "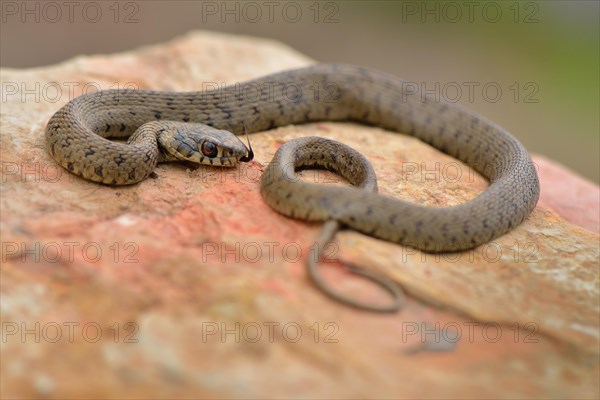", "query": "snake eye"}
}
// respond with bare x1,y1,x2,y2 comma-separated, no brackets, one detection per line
201,141,218,157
